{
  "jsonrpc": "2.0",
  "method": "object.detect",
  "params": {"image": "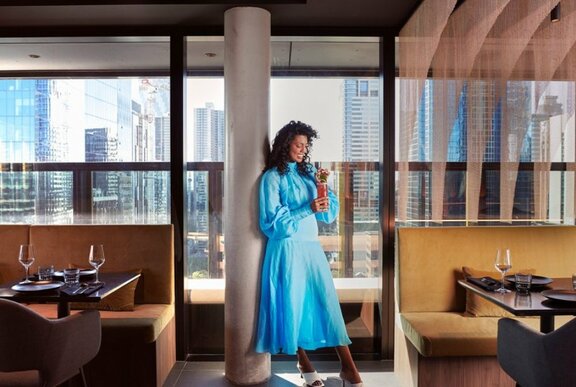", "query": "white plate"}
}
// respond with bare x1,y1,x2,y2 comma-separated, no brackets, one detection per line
11,281,64,292
53,269,97,277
